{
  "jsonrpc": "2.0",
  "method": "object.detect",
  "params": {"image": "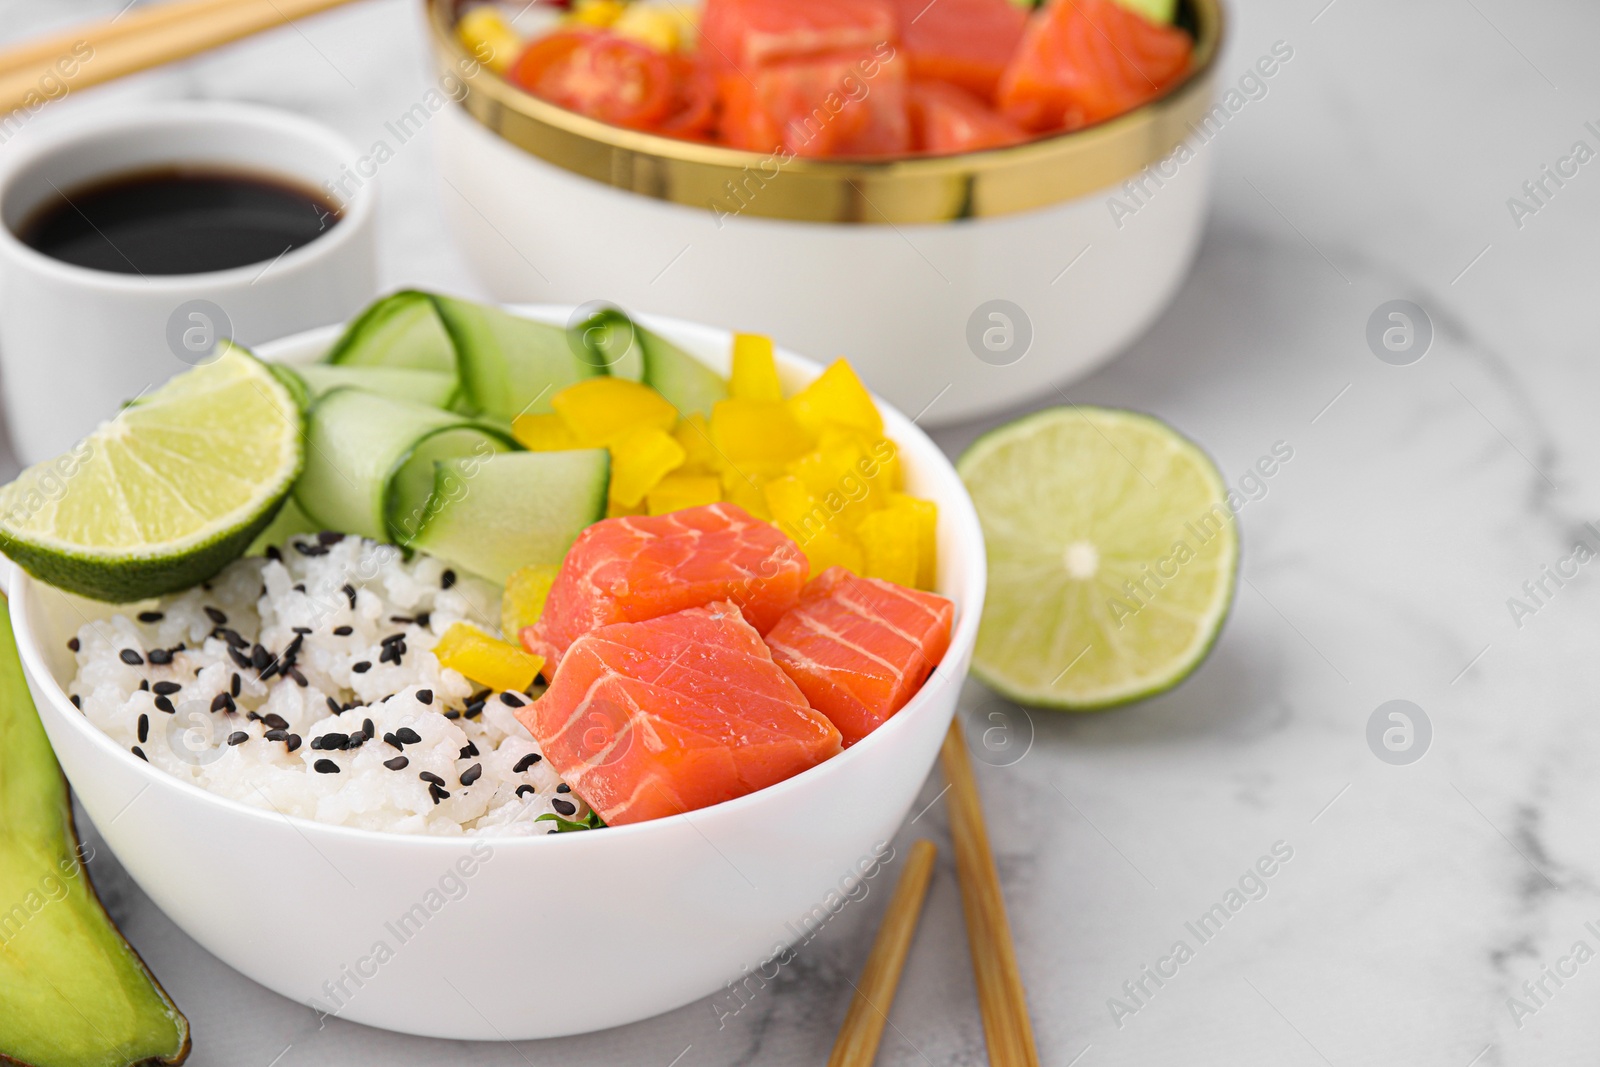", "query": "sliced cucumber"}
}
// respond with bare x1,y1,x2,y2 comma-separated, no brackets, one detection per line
409,449,610,582
570,308,728,417
431,295,601,423
325,290,456,374
294,364,460,408
294,388,514,544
